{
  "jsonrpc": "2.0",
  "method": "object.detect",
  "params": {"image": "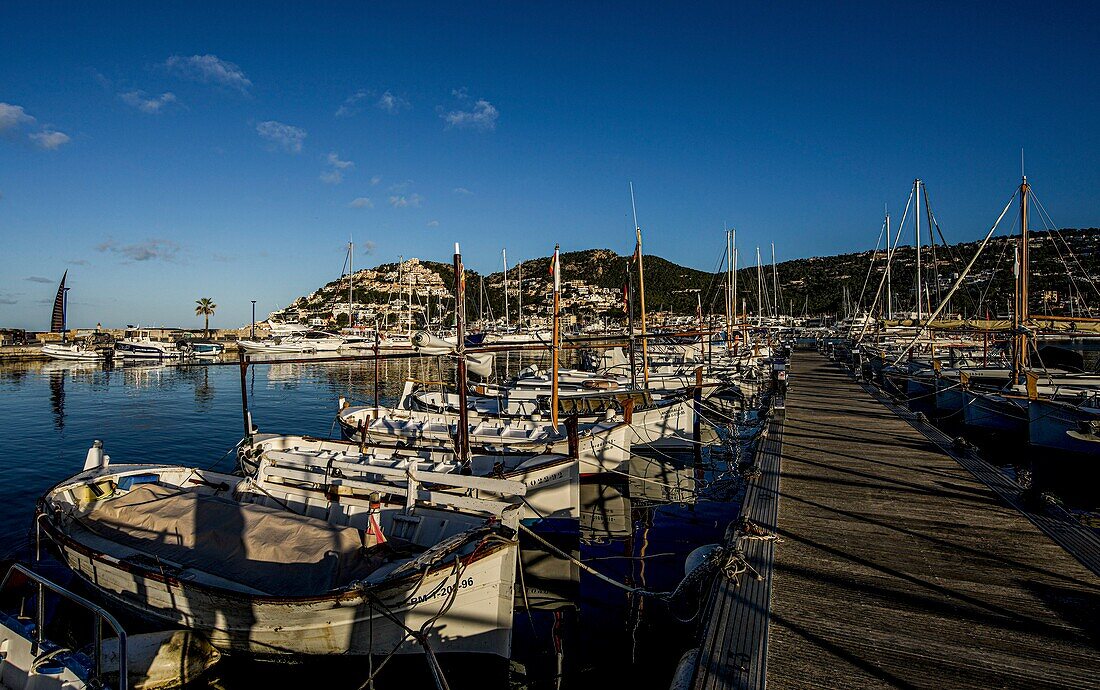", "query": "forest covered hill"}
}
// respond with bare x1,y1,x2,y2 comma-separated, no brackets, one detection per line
282,228,1100,323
